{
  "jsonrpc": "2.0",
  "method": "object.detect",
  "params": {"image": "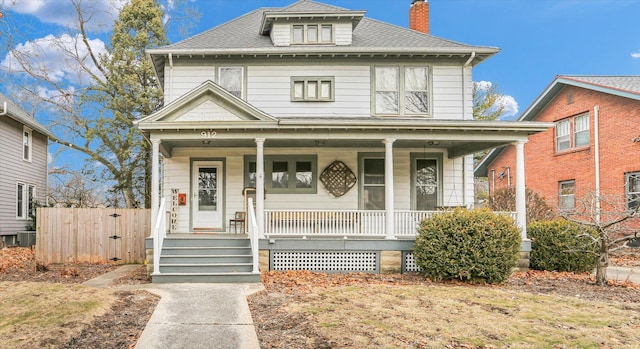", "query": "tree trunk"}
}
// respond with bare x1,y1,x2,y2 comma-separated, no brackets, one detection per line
595,238,609,286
